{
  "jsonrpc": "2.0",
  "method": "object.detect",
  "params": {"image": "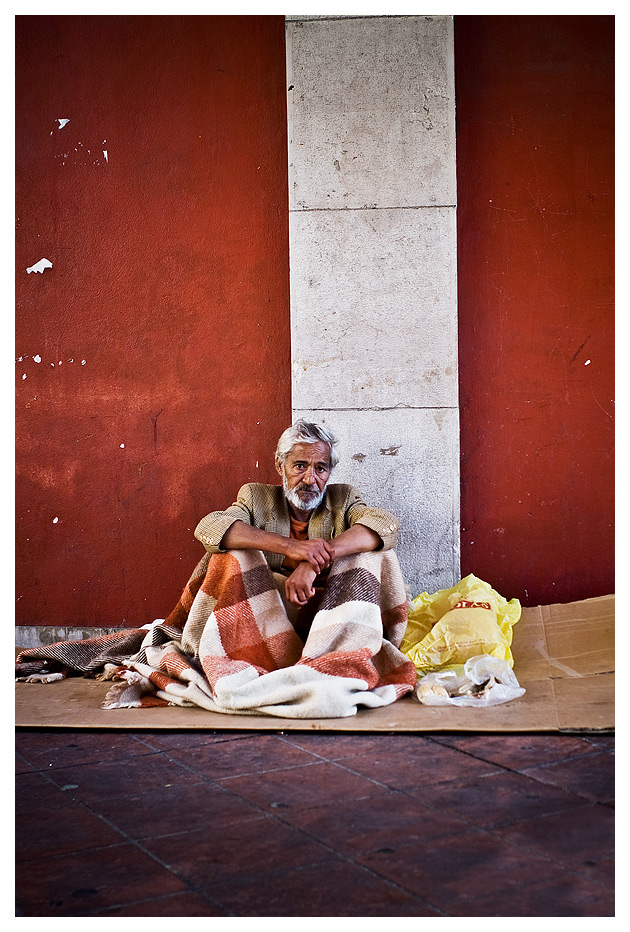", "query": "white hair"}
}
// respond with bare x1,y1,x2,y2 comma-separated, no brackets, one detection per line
275,419,339,468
